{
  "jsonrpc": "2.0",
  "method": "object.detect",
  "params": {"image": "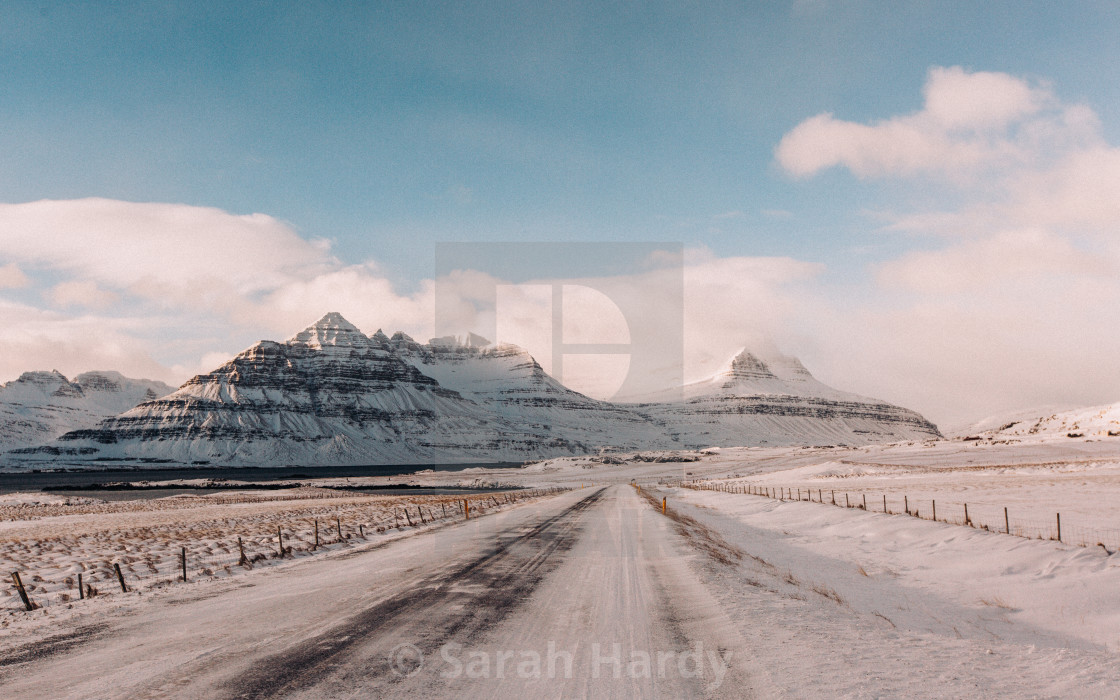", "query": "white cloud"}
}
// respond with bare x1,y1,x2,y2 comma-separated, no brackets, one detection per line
1009,146,1120,232
875,229,1113,294
681,250,822,381
48,280,120,310
0,263,29,289
0,299,173,384
775,66,1120,425
0,199,337,306
922,66,1046,130
3,153,1116,427
775,66,1067,181
0,199,434,383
